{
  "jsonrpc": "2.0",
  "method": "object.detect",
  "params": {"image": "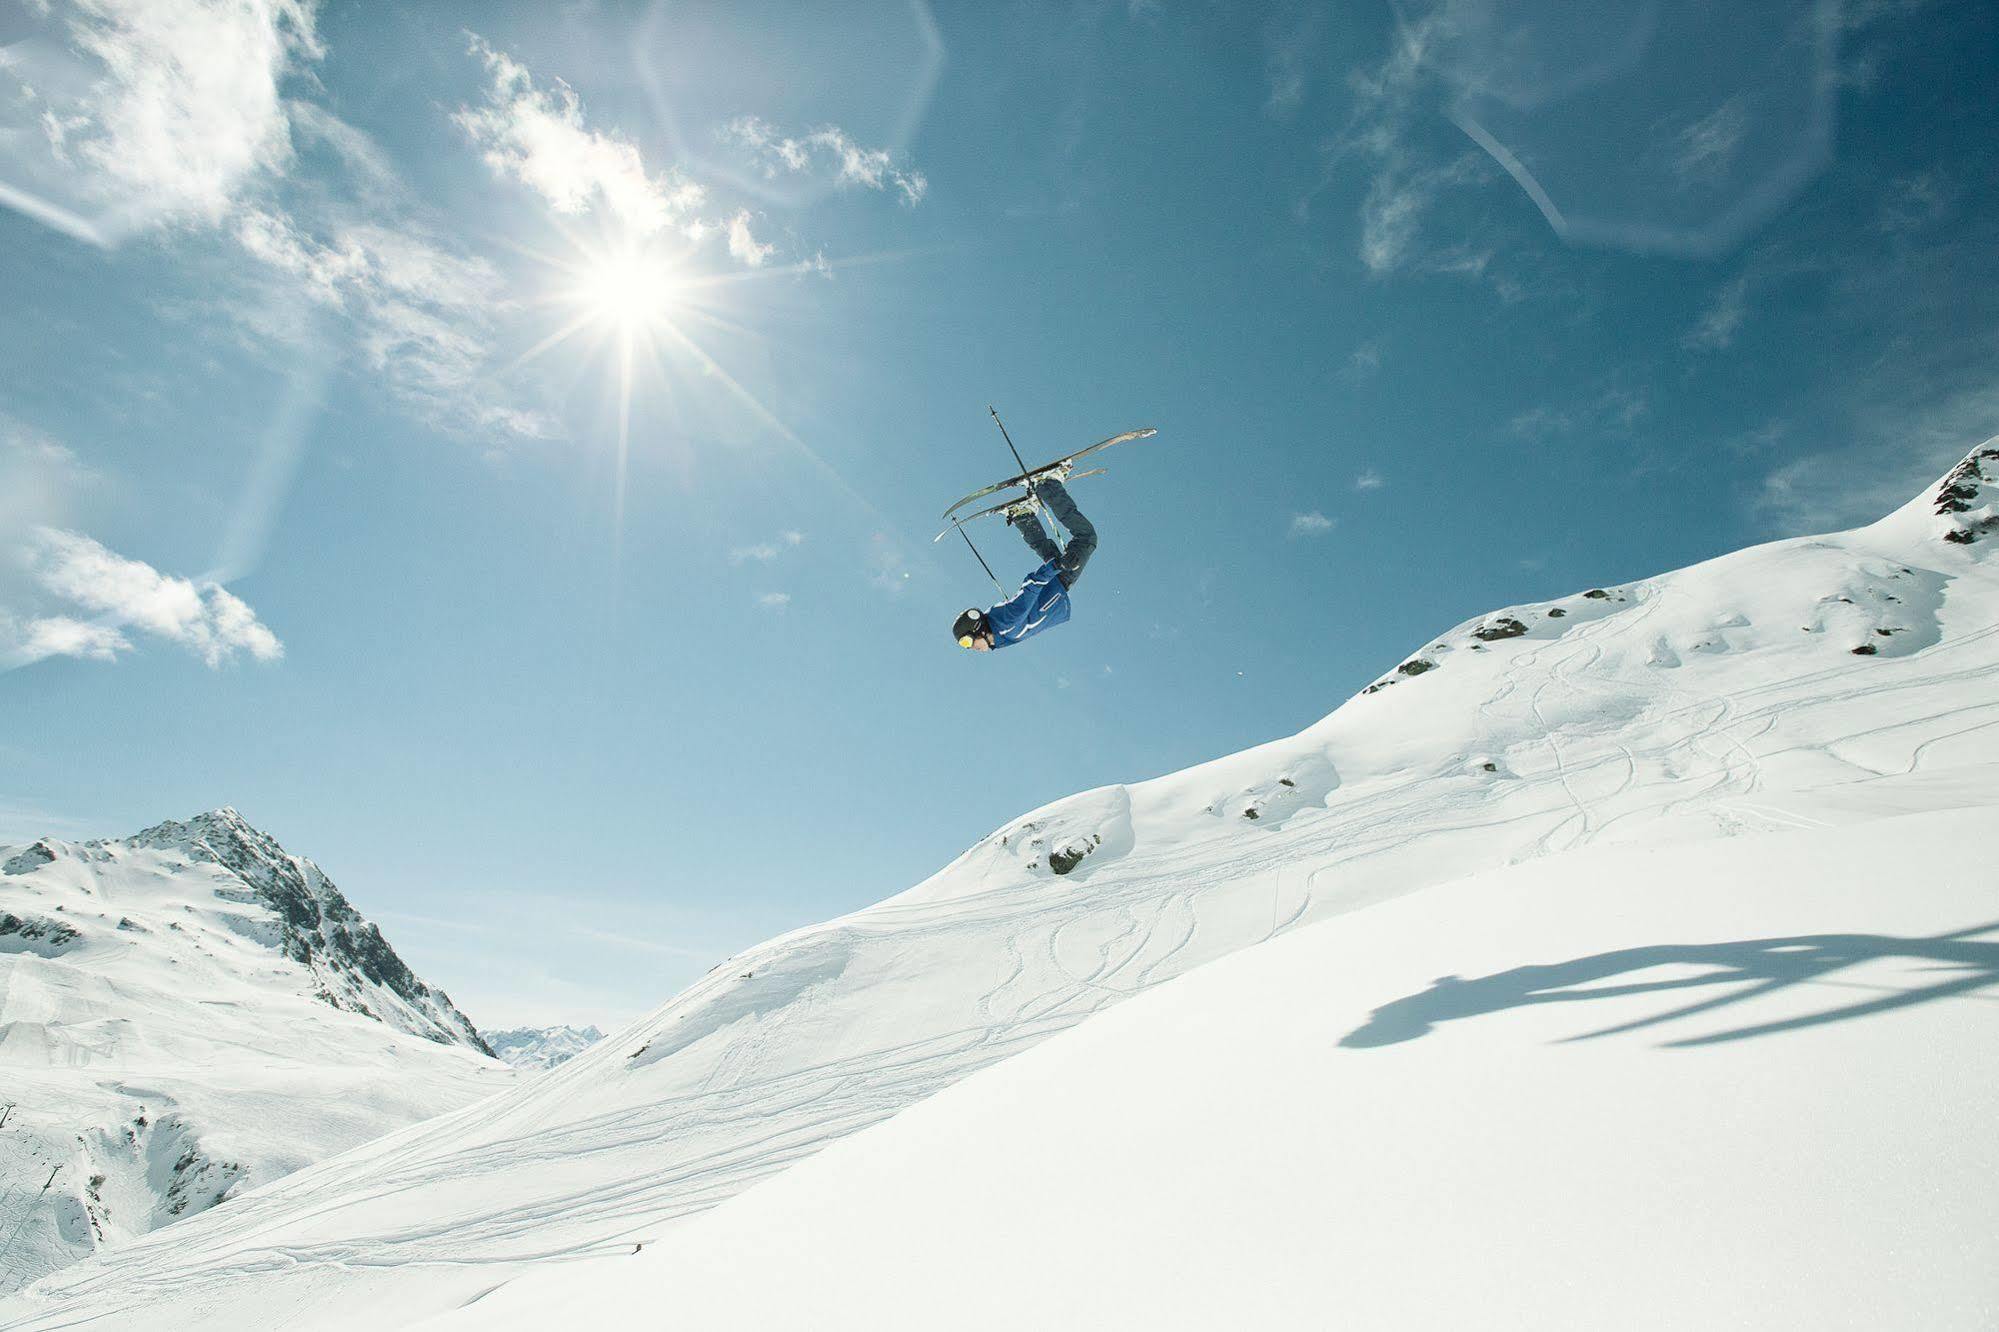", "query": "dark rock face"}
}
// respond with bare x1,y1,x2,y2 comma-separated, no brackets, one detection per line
1049,835,1102,876
1851,643,1878,655
126,810,493,1056
1397,658,1437,676
3,841,57,876
1547,608,1568,618
1472,617,1529,642
1,911,81,952
1934,447,1999,544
